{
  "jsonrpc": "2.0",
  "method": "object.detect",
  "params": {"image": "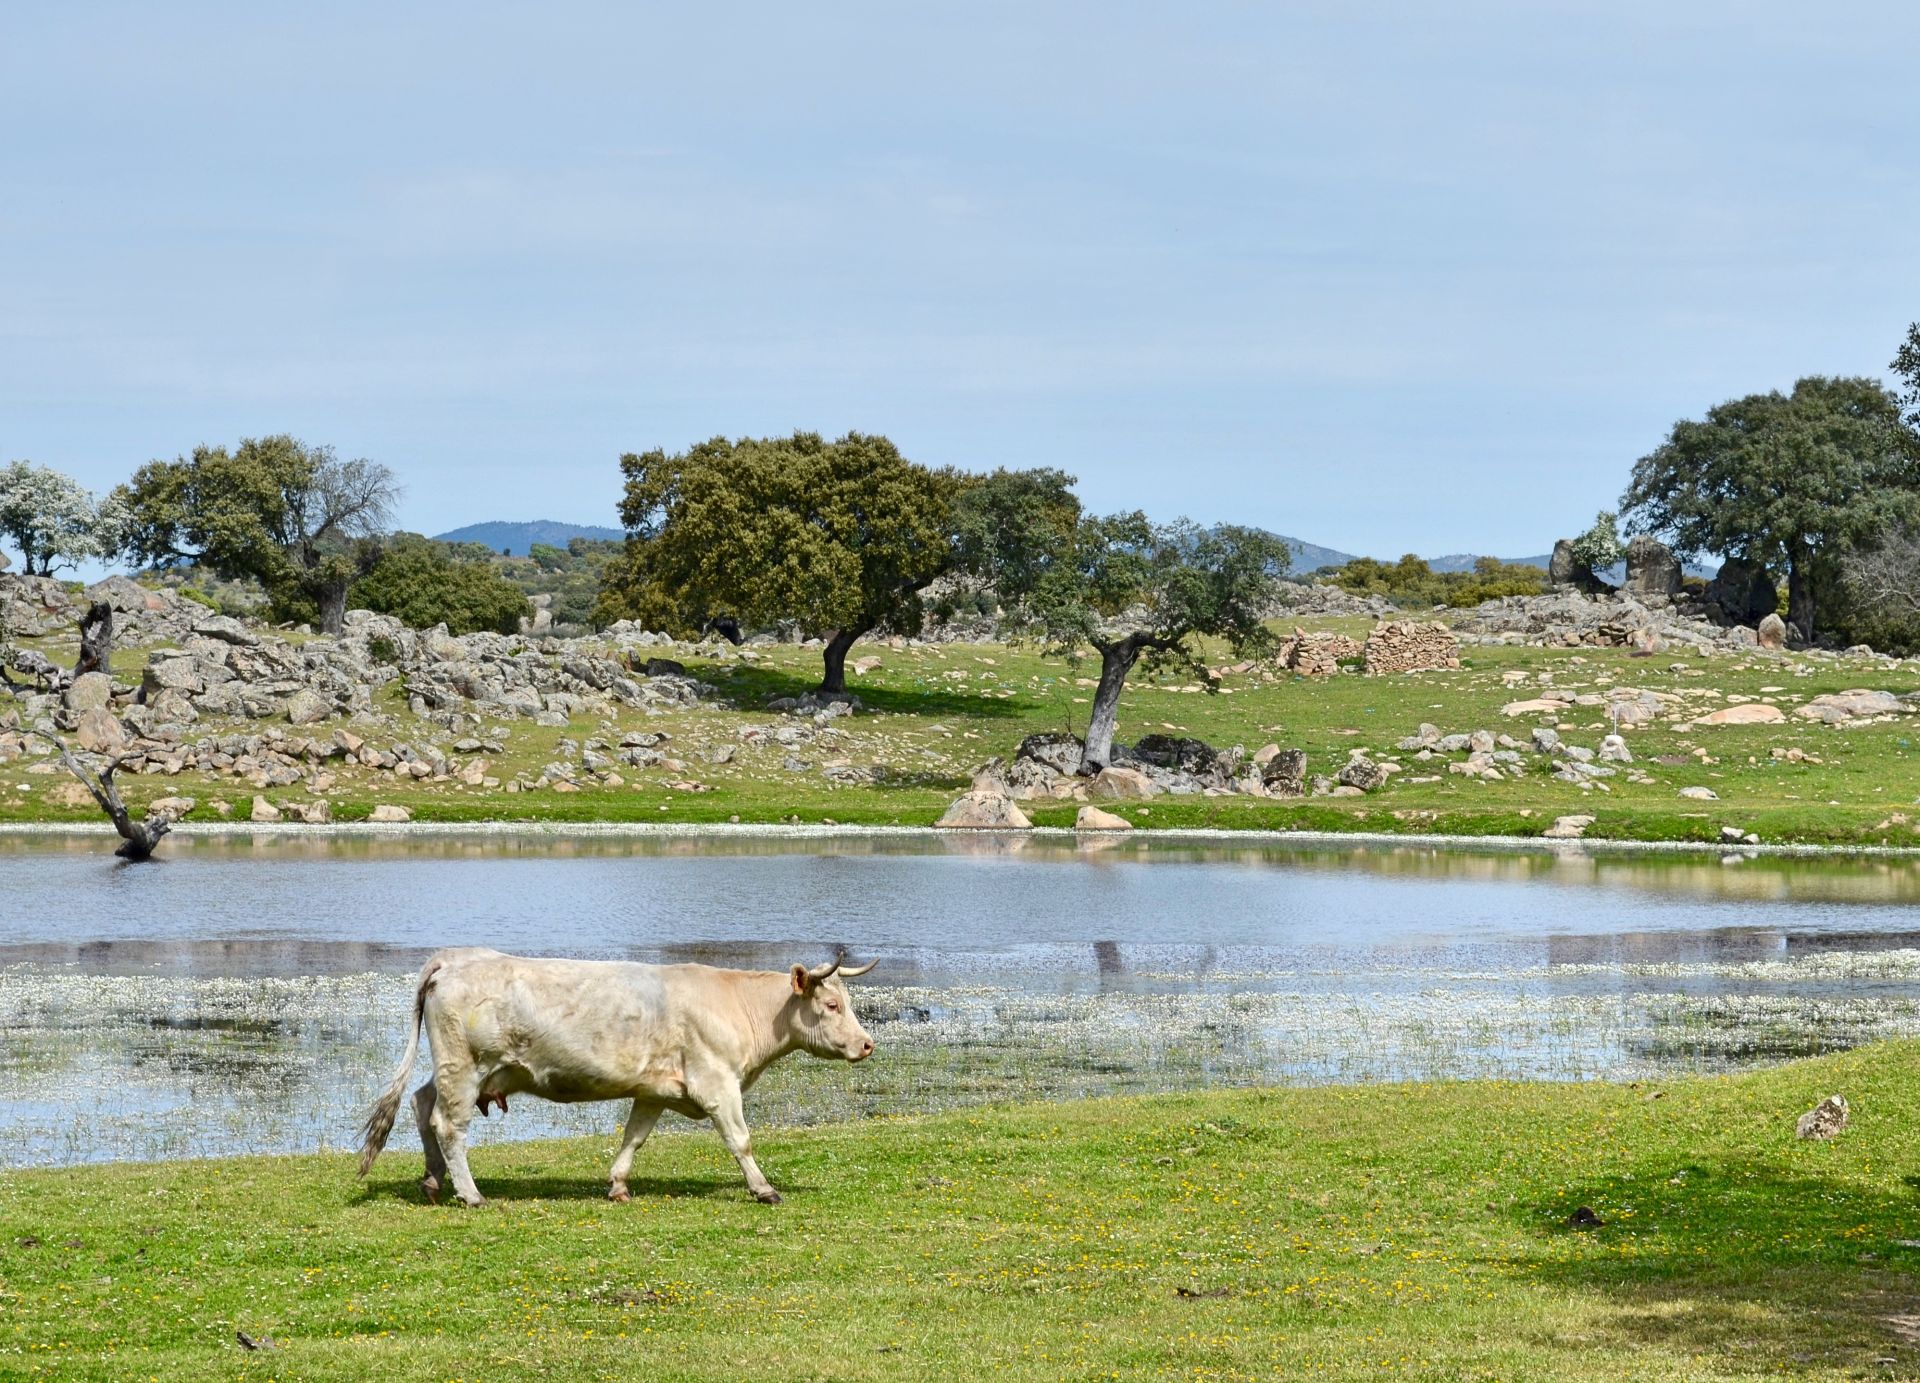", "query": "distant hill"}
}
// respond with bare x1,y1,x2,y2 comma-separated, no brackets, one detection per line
434,520,623,556
1425,553,1553,573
